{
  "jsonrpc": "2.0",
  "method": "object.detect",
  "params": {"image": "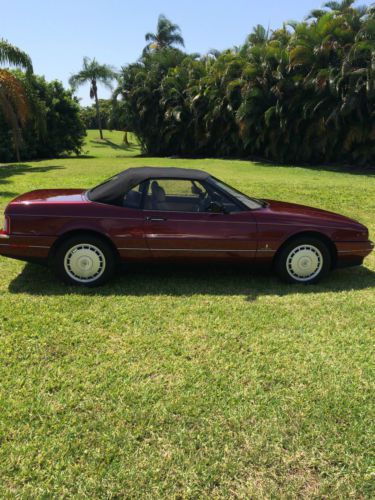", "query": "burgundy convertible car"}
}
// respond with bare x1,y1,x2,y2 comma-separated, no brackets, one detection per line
0,167,373,286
